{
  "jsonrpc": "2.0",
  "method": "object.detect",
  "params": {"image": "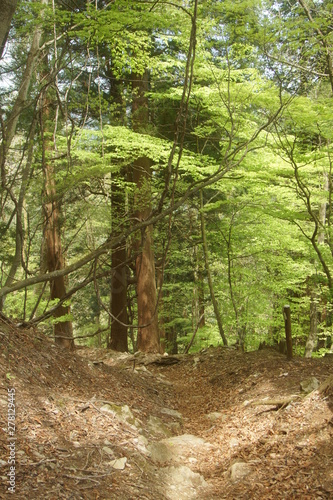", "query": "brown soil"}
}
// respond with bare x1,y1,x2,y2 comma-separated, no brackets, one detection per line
0,316,333,499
